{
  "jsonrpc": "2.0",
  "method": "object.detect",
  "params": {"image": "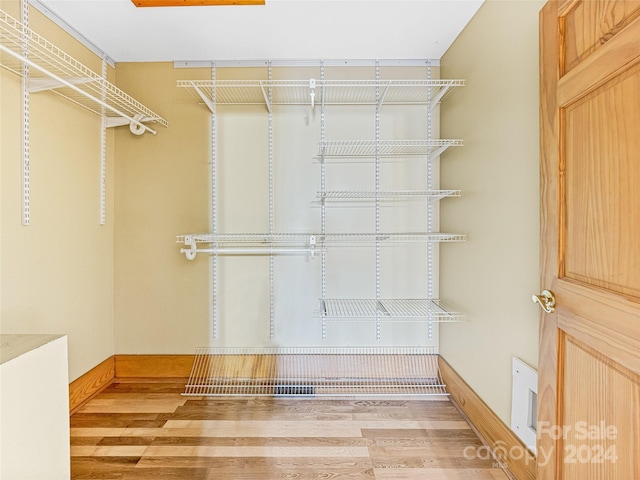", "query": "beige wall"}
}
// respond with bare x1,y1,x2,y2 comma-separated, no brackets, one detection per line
440,0,544,425
113,63,211,353
0,4,115,381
